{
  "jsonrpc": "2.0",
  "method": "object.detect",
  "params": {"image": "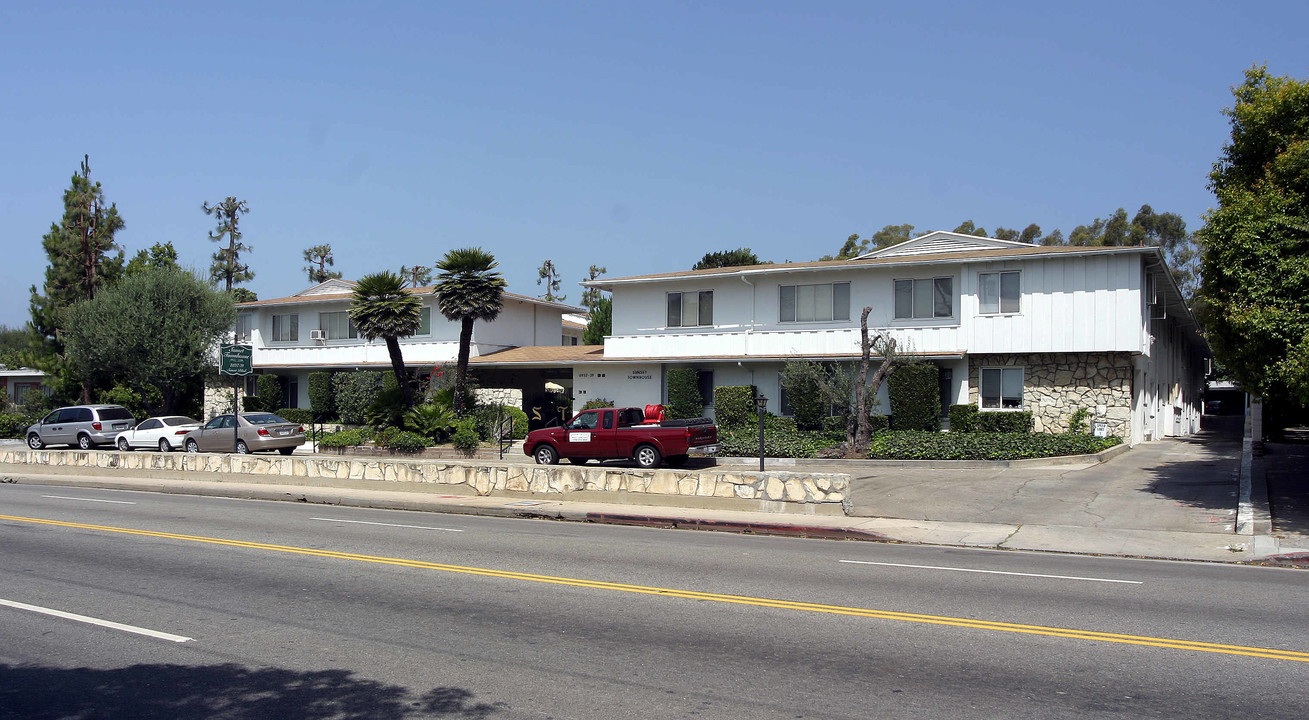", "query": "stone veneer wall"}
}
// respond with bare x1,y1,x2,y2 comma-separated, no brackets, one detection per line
0,448,850,515
968,352,1133,436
